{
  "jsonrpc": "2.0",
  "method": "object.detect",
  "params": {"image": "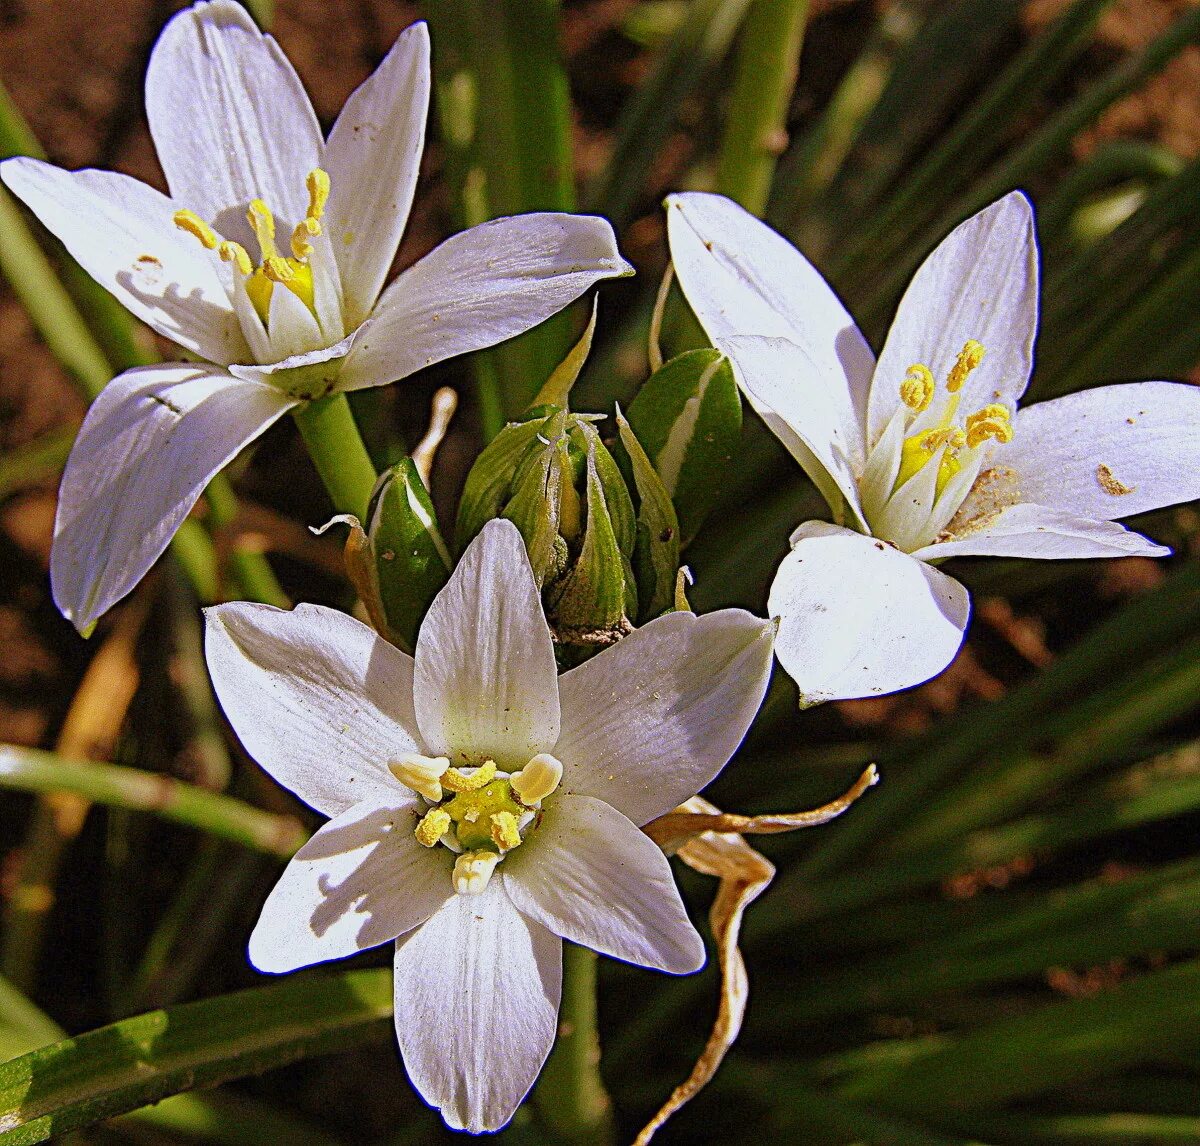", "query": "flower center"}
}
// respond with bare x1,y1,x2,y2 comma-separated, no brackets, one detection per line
173,168,330,326
390,752,564,895
891,340,1012,498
